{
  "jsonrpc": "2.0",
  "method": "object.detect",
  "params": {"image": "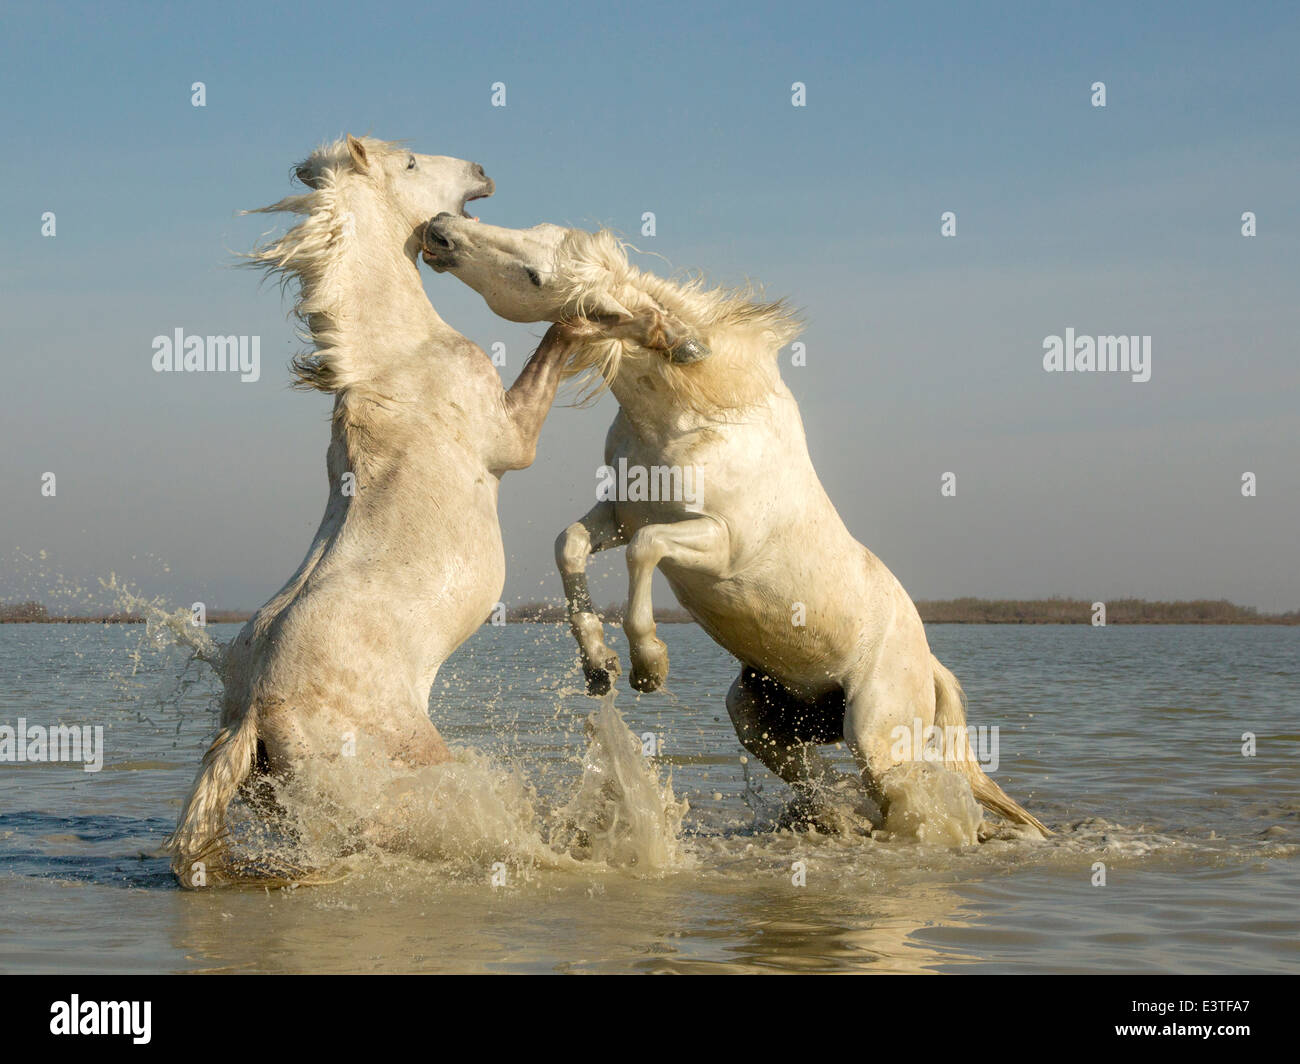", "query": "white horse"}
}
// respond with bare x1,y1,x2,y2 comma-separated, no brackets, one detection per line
422,214,1049,836
164,137,586,886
